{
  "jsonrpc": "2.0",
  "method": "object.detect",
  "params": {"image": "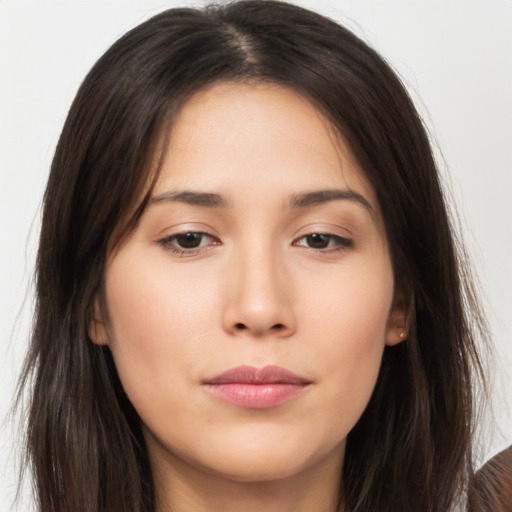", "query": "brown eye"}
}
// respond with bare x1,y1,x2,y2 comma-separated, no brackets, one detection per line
294,233,354,251
305,233,330,249
158,231,220,254
174,232,205,249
